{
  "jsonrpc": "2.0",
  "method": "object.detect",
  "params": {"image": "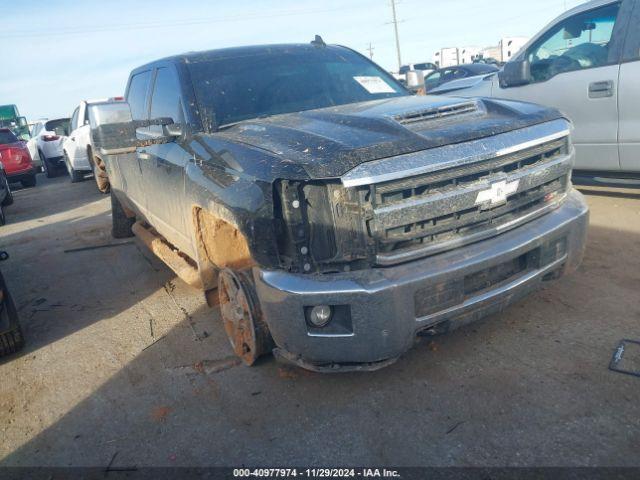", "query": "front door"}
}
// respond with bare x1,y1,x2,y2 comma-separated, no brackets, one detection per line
120,69,153,213
493,2,624,172
140,65,191,254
